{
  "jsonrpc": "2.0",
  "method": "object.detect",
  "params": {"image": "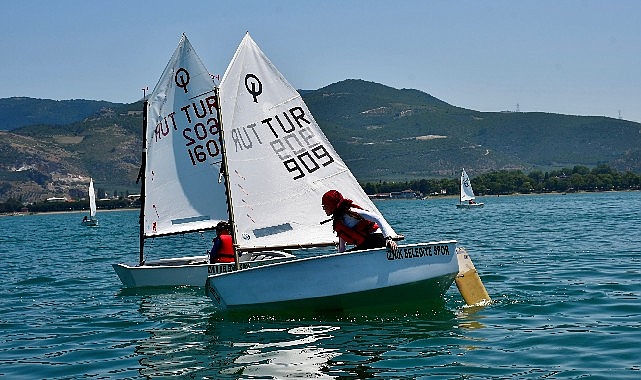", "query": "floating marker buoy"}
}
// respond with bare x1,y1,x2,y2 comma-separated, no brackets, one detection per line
455,247,491,306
